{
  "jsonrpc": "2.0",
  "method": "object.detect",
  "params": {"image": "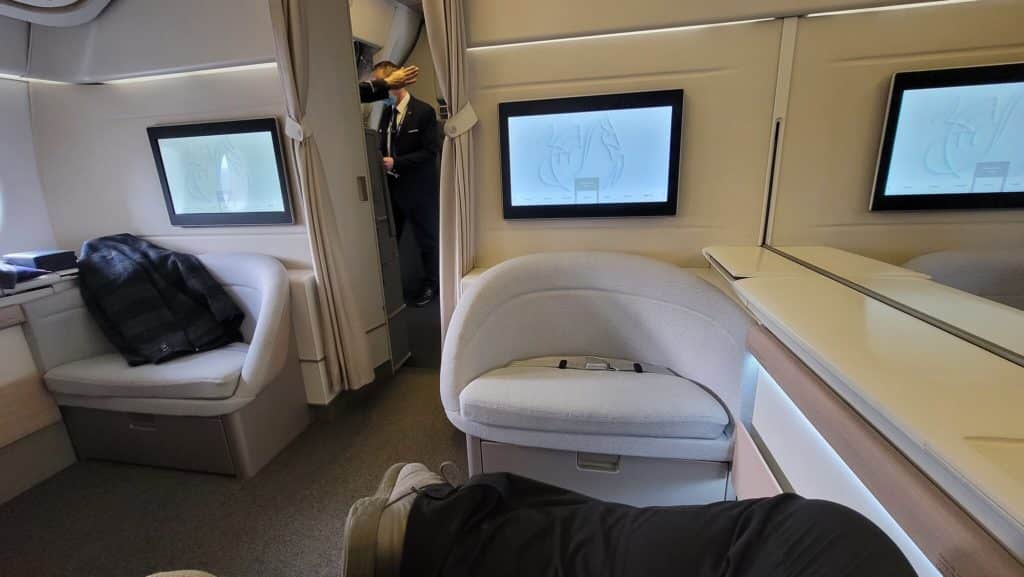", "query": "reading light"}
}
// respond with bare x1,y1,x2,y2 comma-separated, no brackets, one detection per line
467,18,775,51
104,62,278,85
806,0,976,17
